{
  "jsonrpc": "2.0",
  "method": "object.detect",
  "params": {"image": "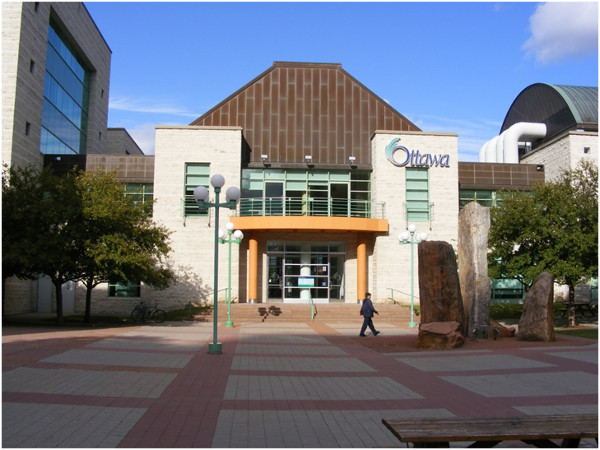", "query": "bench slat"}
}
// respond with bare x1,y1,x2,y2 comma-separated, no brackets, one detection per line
382,415,598,443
